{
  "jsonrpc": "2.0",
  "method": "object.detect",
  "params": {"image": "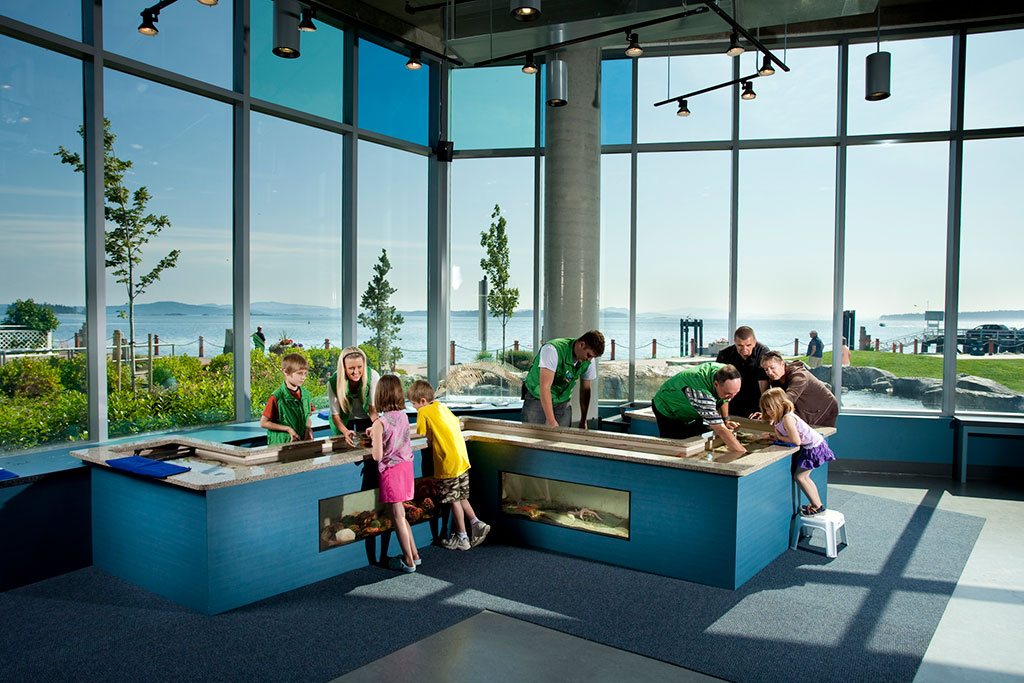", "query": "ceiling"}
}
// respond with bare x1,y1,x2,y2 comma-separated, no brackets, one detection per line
313,0,1024,65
